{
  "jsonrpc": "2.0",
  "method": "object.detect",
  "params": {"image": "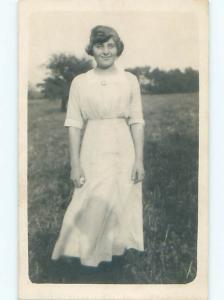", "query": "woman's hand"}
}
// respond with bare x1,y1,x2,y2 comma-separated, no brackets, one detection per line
71,165,86,188
131,160,145,184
